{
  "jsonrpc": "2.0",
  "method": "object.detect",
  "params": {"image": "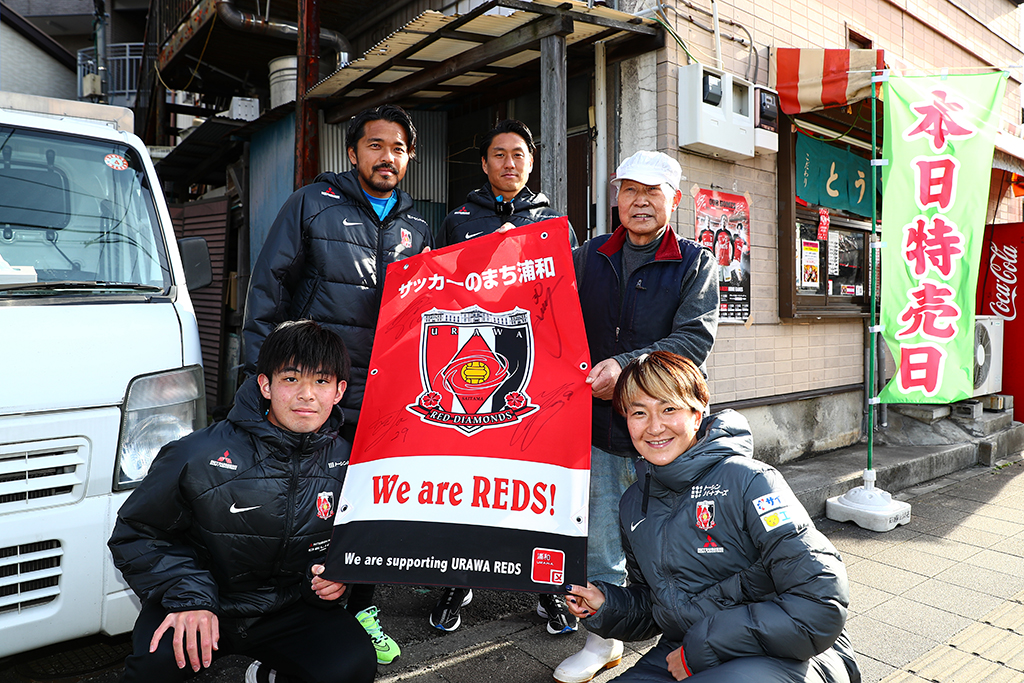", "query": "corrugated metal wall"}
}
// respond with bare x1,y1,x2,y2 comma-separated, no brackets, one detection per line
171,198,229,407
319,109,448,204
